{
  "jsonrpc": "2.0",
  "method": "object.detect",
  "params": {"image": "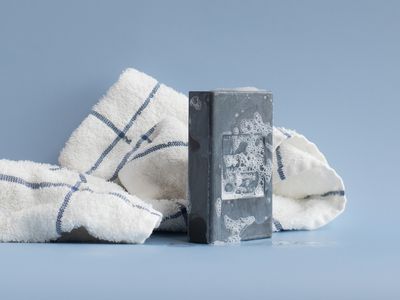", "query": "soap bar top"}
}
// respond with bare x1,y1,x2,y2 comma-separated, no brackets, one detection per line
188,90,273,244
